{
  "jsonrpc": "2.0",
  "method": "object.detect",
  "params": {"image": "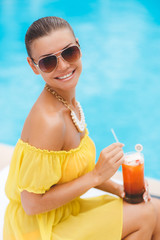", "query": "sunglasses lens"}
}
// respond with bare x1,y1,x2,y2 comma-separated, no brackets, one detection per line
62,46,81,63
38,55,57,73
